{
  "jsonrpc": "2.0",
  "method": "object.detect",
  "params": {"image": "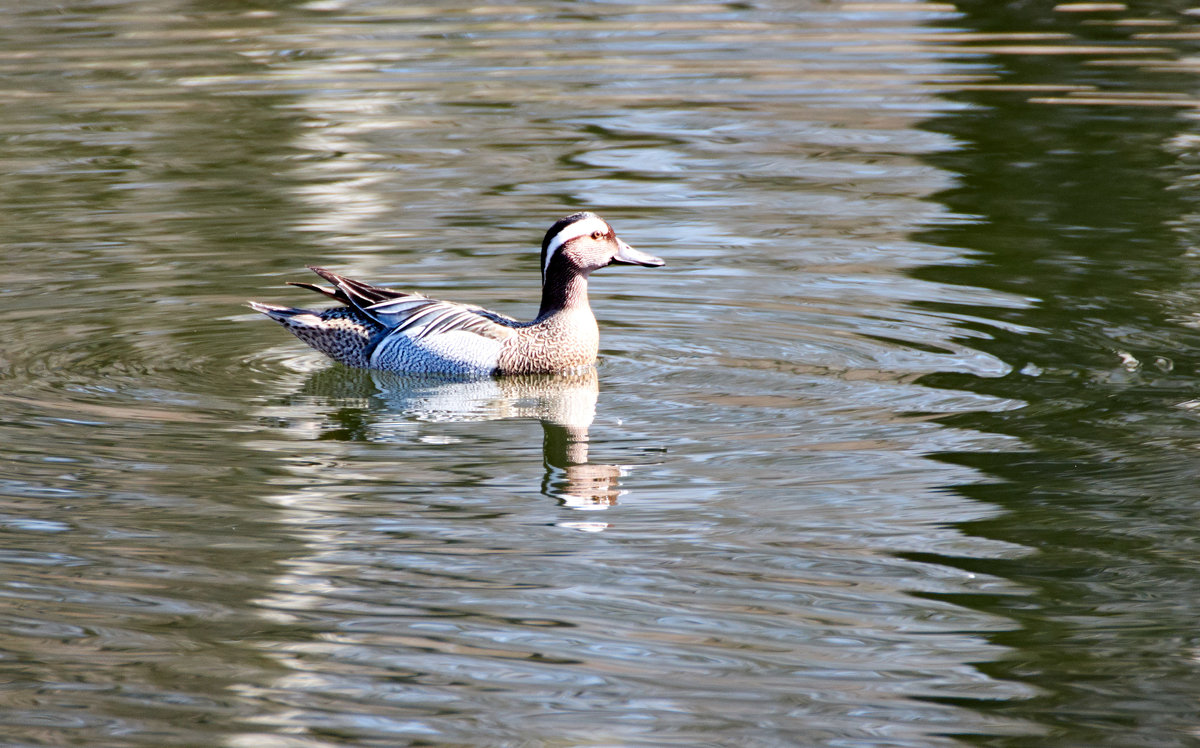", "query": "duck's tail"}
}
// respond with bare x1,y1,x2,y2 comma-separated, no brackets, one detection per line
248,300,383,369
251,267,425,368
